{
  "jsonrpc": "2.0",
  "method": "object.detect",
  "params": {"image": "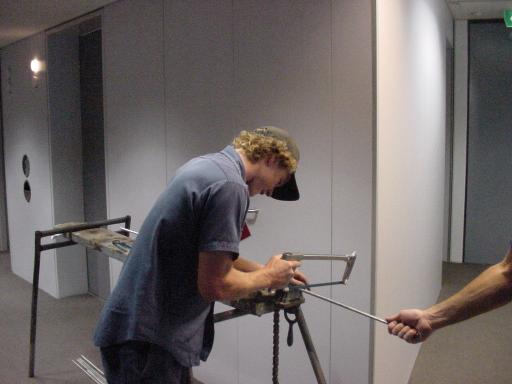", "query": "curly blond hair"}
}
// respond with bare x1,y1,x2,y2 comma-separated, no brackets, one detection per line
233,130,297,172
